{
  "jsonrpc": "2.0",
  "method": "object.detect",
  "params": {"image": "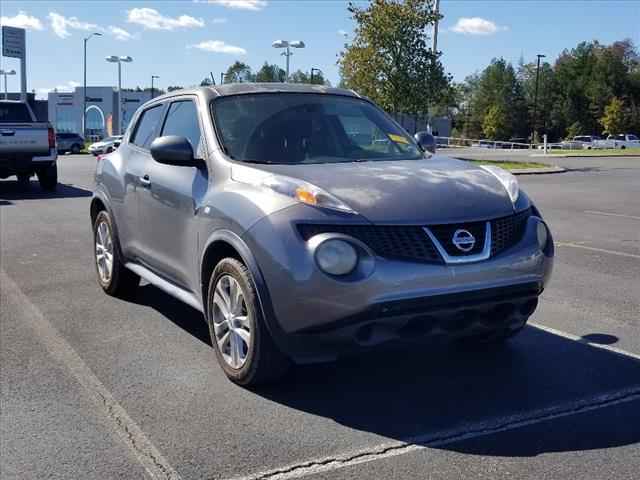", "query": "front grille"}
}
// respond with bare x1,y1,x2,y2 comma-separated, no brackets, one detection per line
297,208,531,264
491,208,531,255
428,221,486,256
297,224,442,263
